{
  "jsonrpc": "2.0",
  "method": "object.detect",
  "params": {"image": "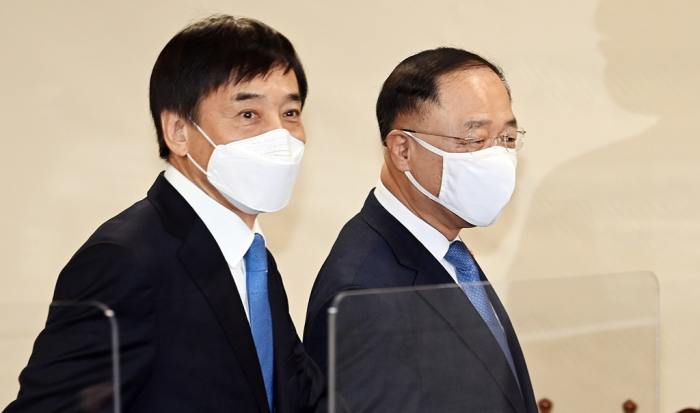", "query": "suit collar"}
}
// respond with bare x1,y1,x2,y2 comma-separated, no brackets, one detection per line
360,189,451,284
374,180,455,266
147,172,196,240
147,173,271,413
163,165,264,270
